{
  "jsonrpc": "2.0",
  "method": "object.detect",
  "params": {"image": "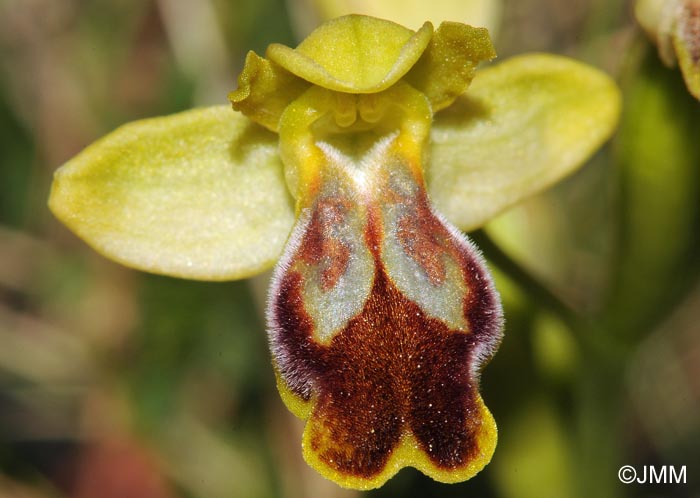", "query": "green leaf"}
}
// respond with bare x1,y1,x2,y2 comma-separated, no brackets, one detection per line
427,53,621,231
49,106,295,281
